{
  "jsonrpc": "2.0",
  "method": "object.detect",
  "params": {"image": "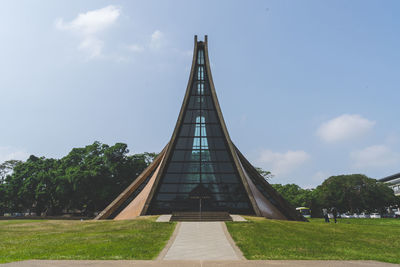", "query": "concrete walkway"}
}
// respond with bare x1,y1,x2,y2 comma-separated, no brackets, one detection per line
3,219,398,266
160,222,242,260
155,215,171,222
155,214,246,222
2,260,398,266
